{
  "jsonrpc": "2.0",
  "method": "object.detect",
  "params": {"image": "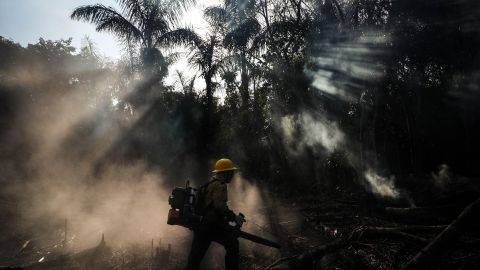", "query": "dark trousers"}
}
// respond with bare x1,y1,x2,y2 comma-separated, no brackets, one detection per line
185,225,239,270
